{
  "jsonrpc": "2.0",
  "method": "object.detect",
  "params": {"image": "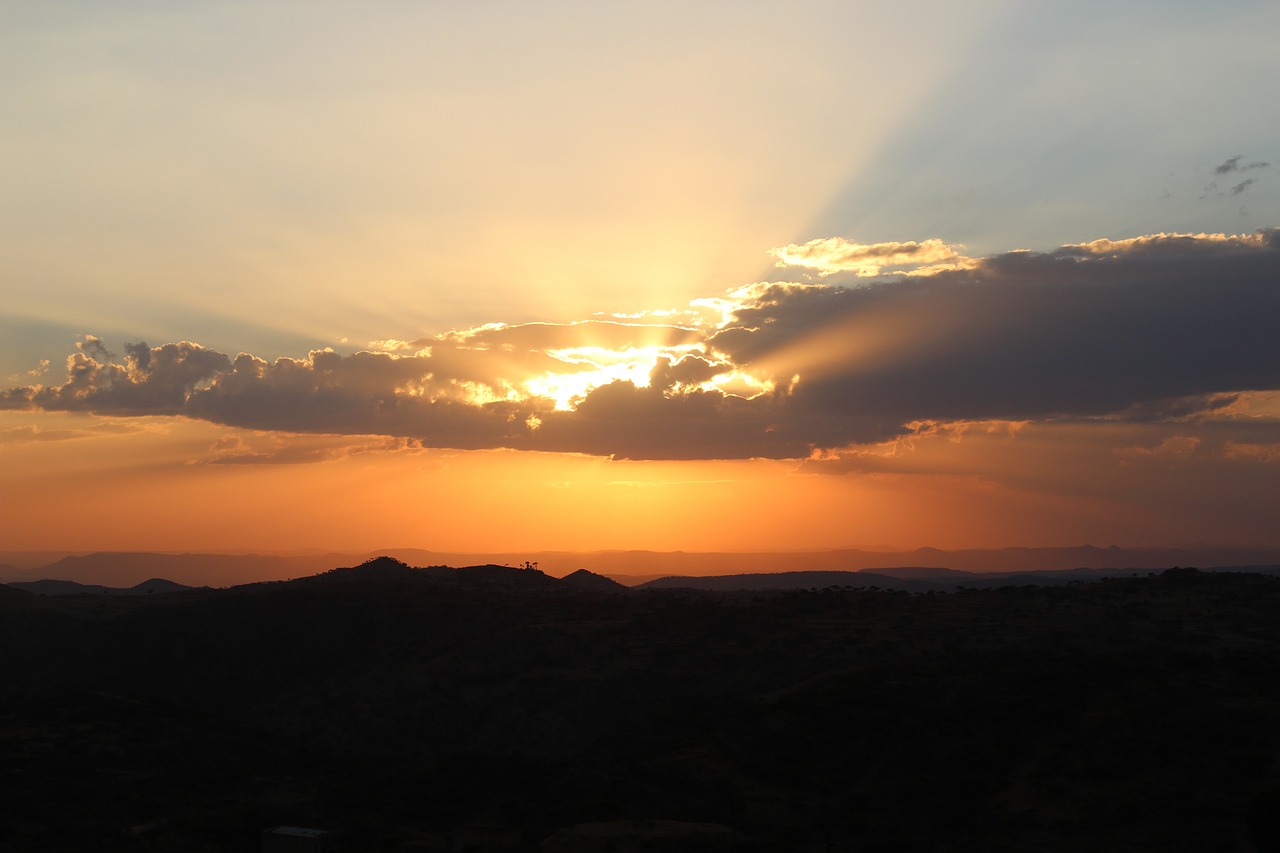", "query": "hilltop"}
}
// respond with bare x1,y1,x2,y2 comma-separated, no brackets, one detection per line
7,577,198,597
